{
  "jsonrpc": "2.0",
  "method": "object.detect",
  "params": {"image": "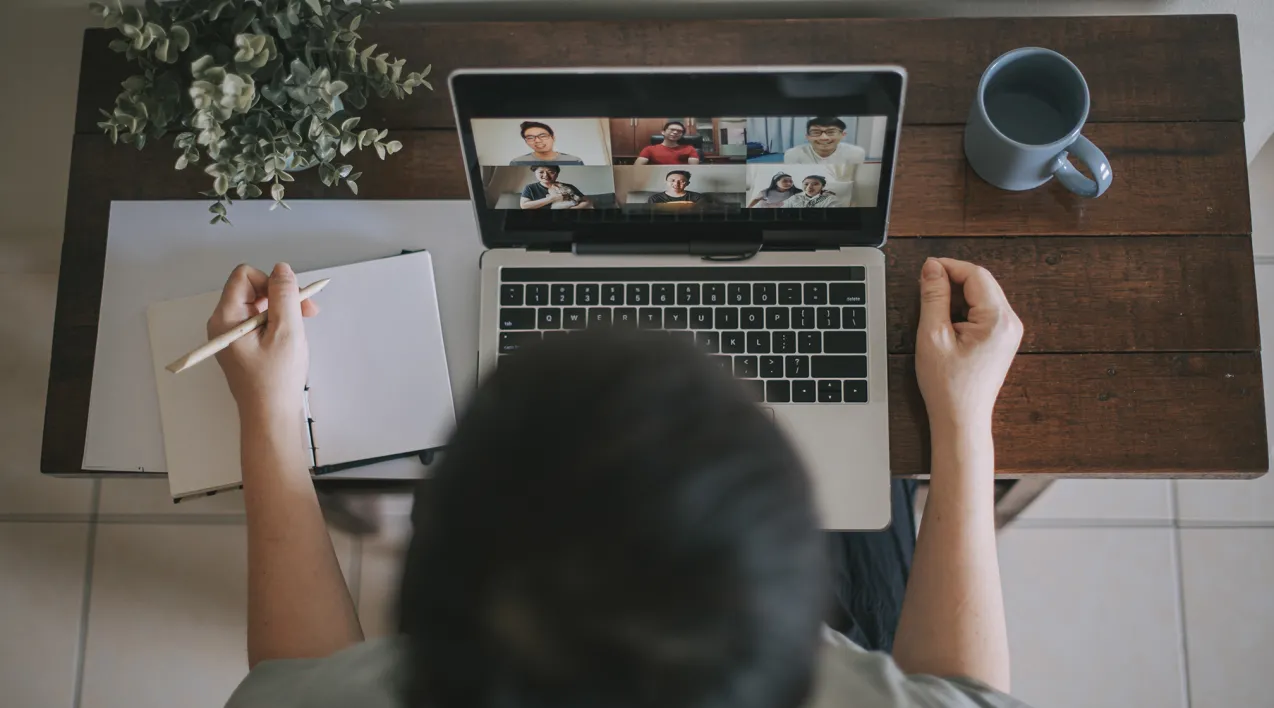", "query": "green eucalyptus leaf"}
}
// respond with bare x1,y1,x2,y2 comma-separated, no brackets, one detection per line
374,141,386,160
232,8,257,34
208,0,233,21
327,80,348,97
271,182,285,201
347,179,359,195
108,39,129,52
169,25,191,52
339,134,355,155
338,163,353,178
175,154,189,170
213,174,230,195
349,14,361,31
385,139,402,155
89,2,107,15
277,169,295,182
304,0,321,16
